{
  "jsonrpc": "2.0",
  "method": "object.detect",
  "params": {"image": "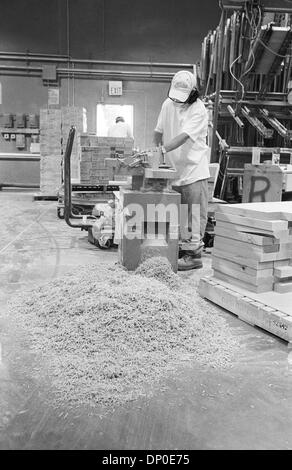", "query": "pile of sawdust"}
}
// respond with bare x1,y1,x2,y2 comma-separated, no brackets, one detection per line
8,259,239,410
135,256,182,289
